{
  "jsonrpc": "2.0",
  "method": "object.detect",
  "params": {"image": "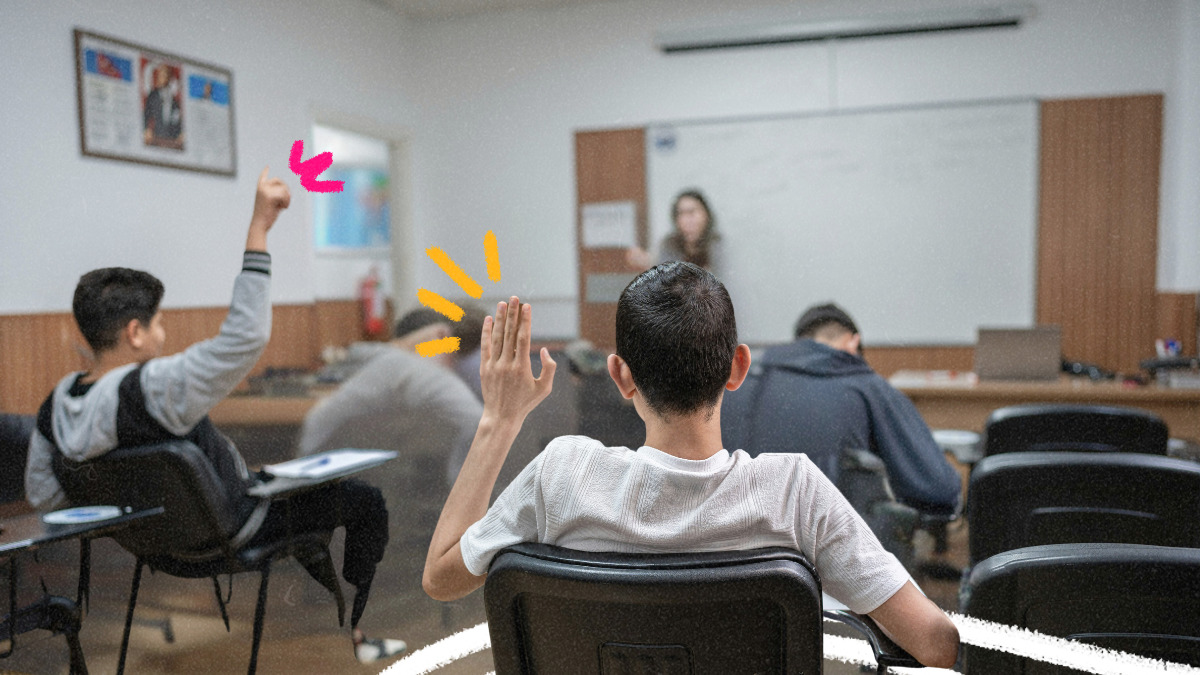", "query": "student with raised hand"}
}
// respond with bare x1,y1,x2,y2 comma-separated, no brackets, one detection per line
422,262,959,669
24,168,406,665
